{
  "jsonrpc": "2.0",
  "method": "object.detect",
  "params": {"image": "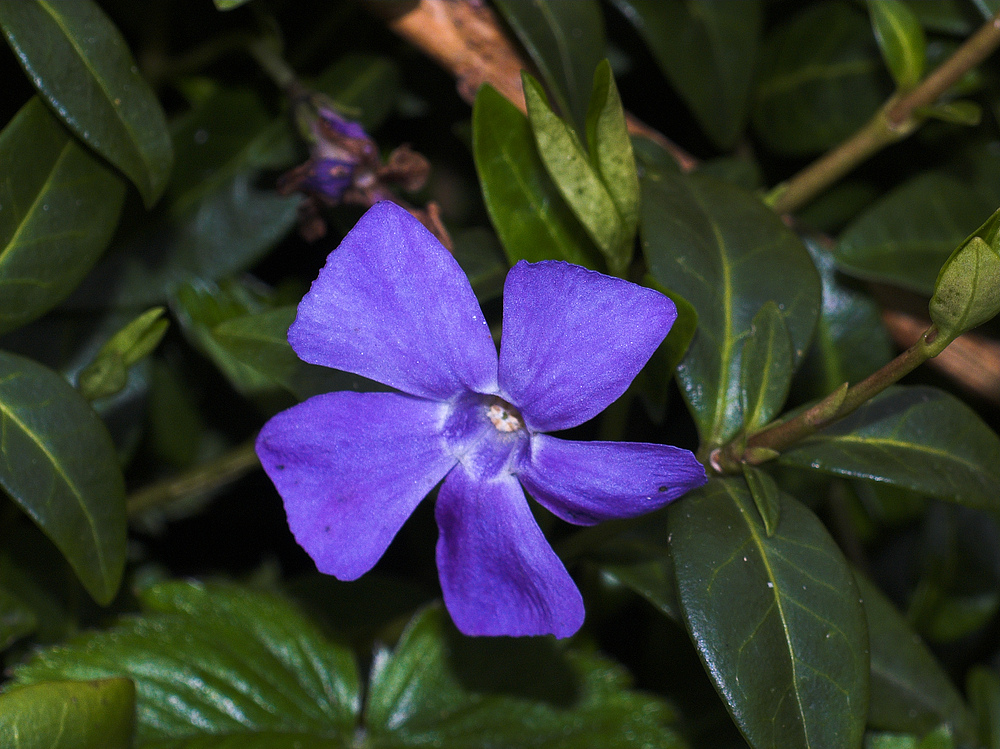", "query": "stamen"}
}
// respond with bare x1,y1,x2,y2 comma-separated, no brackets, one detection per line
487,400,523,433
